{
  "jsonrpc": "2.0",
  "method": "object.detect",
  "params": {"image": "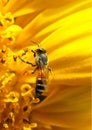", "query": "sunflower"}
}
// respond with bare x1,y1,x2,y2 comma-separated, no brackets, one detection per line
0,0,91,130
